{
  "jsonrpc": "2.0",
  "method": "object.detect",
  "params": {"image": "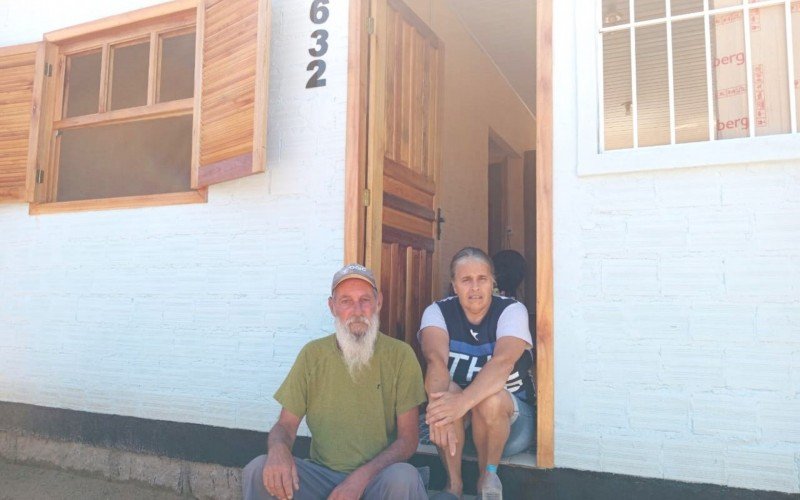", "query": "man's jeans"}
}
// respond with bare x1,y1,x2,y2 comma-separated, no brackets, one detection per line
242,455,428,500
